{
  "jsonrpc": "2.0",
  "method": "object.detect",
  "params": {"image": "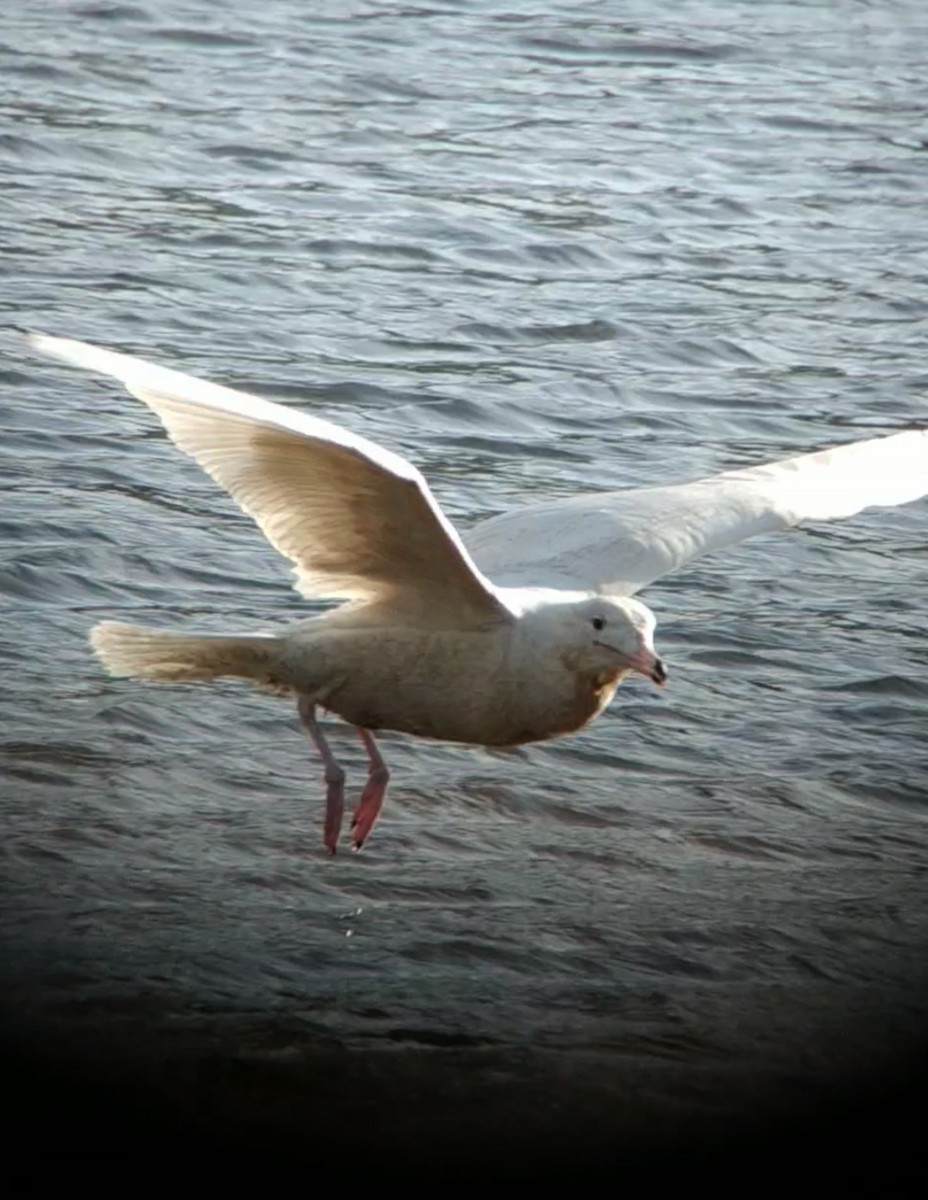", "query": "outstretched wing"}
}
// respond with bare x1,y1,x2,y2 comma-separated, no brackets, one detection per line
465,430,928,595
29,334,512,625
